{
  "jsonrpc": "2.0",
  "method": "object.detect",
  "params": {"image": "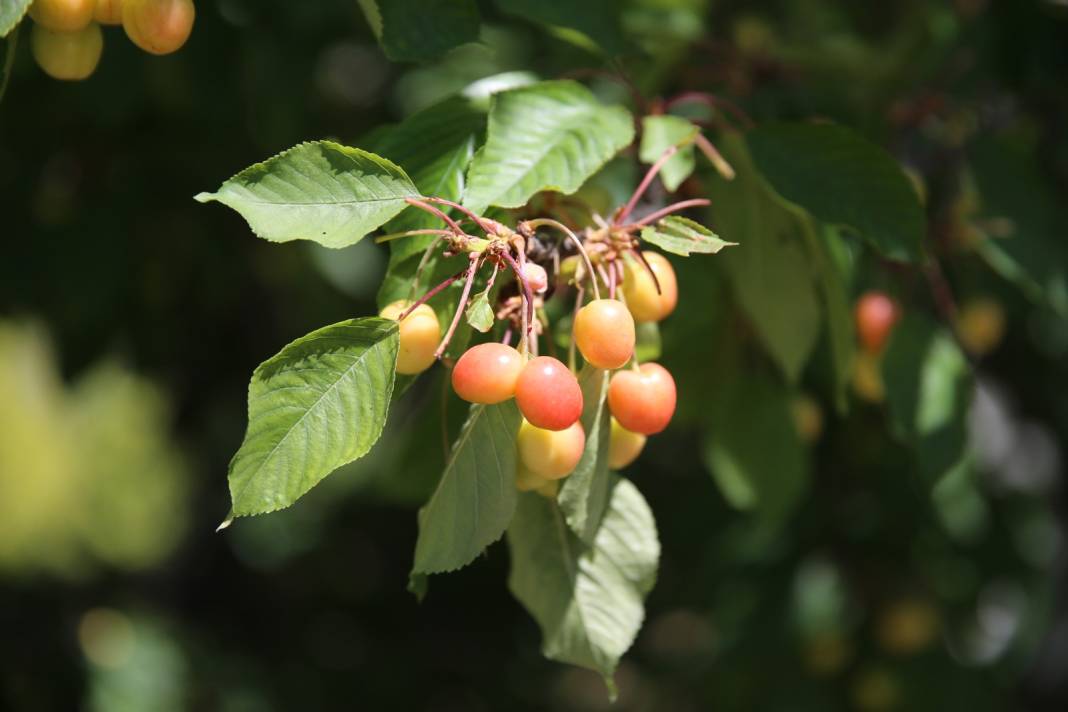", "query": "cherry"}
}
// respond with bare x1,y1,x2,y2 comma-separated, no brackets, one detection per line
122,0,195,55
515,356,583,431
855,291,898,354
451,342,524,404
623,251,678,322
573,298,635,370
521,262,548,294
94,0,124,25
517,420,585,479
608,417,646,469
852,350,885,403
379,301,440,375
607,362,676,435
30,0,95,32
516,465,559,498
31,22,103,81
956,297,1005,357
